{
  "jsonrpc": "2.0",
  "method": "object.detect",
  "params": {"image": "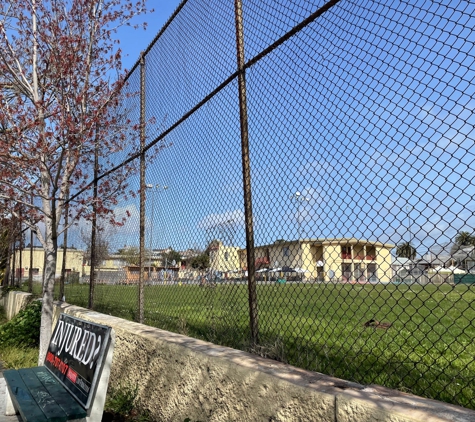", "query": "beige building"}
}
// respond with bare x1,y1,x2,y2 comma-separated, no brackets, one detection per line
208,241,241,273
12,246,84,279
240,238,394,282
